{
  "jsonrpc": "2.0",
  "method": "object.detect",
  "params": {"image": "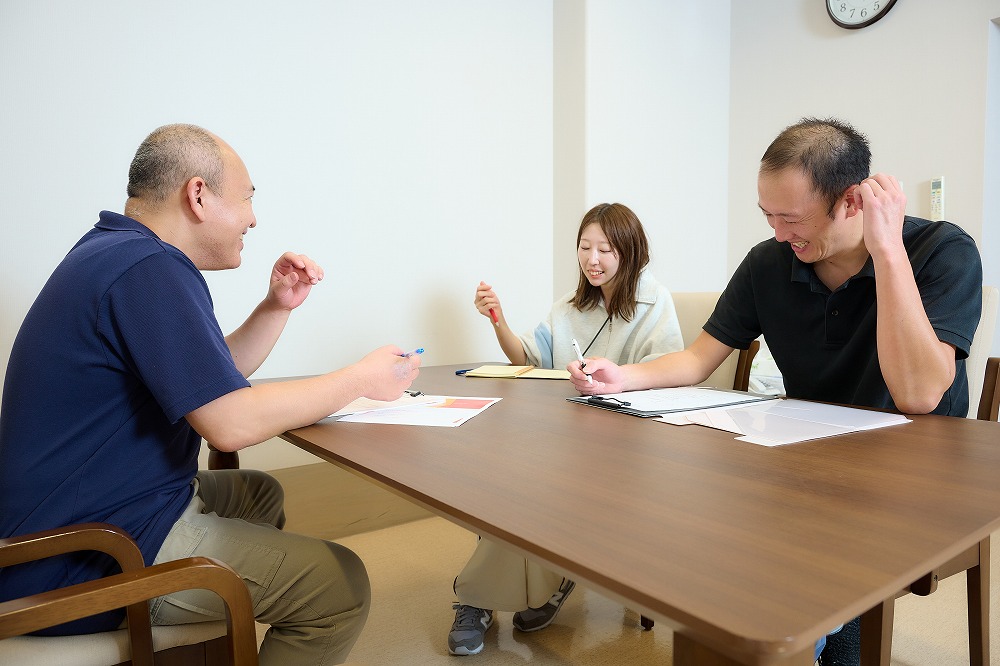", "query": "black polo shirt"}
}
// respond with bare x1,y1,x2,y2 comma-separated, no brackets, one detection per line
705,217,982,416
